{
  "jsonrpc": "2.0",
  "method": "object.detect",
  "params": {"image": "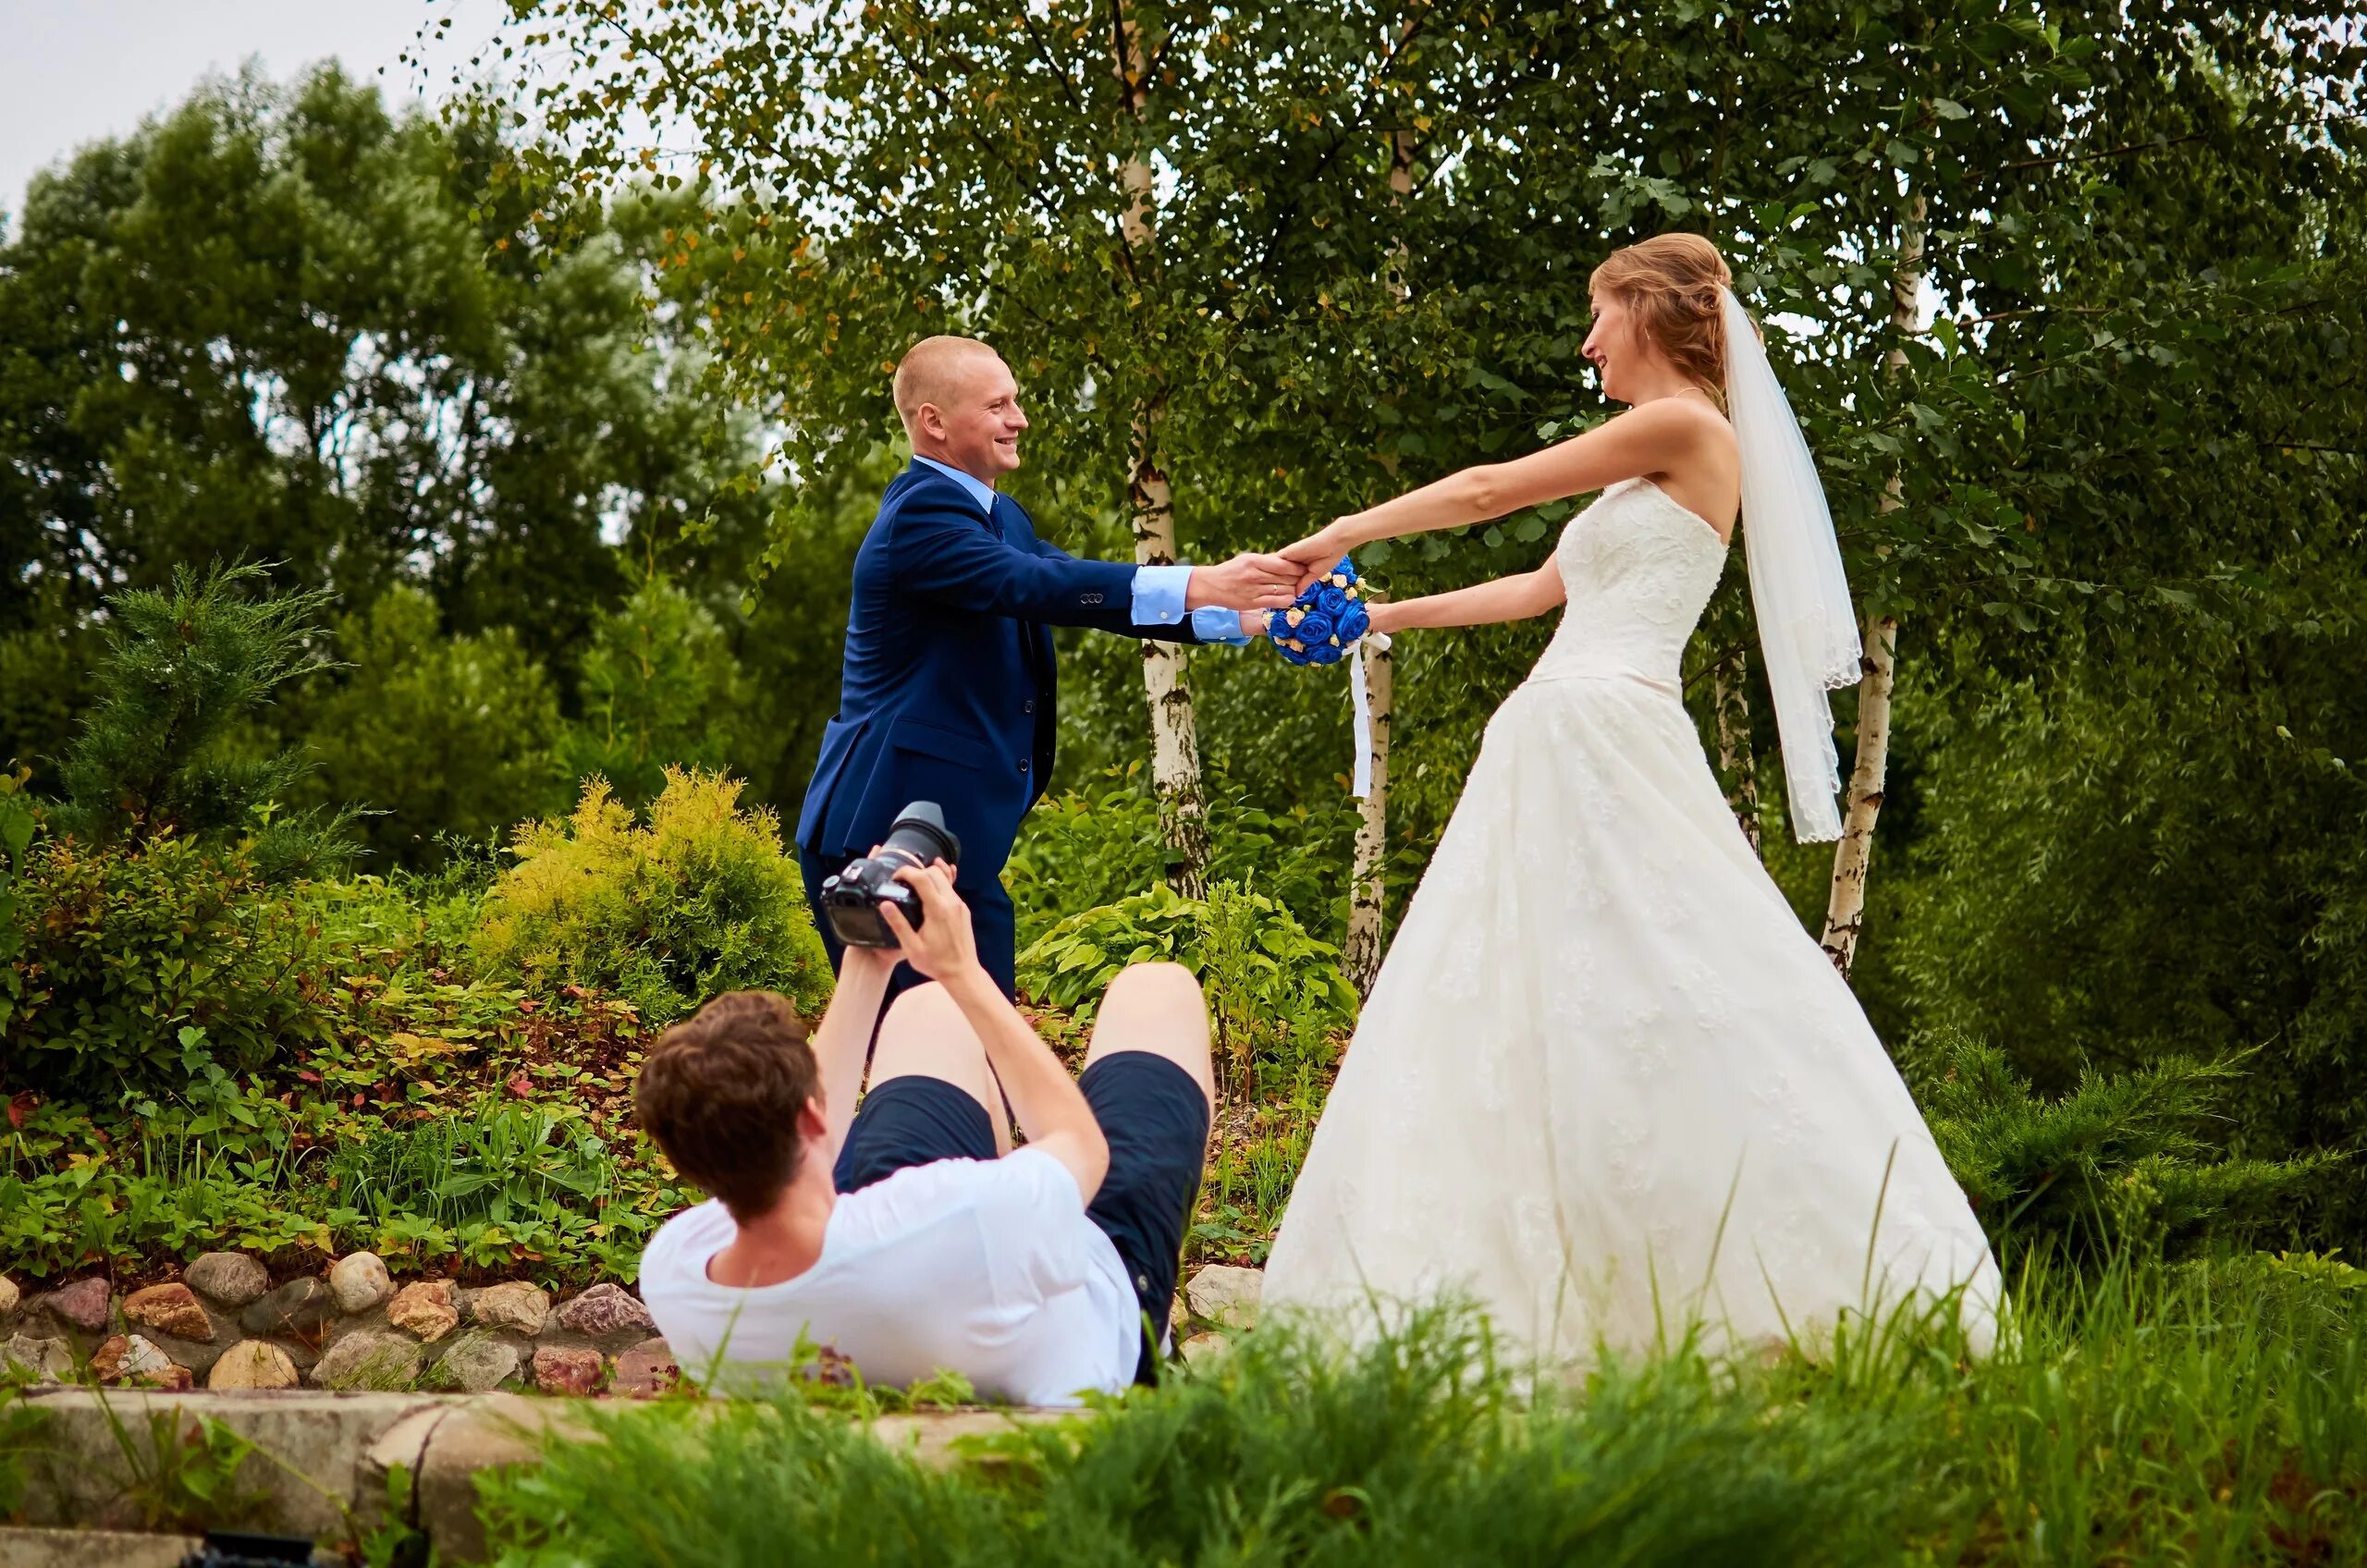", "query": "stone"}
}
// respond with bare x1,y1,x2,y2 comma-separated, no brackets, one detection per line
123,1282,215,1342
472,1280,551,1335
530,1345,605,1396
183,1251,271,1309
328,1252,393,1315
94,1333,182,1387
554,1281,656,1338
1184,1264,1263,1331
426,1332,520,1393
387,1280,459,1342
1180,1331,1232,1368
207,1339,300,1390
240,1276,331,1342
611,1337,679,1399
87,1334,128,1379
0,1274,19,1320
43,1277,112,1334
4,1332,72,1381
311,1329,423,1391
138,1329,225,1380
